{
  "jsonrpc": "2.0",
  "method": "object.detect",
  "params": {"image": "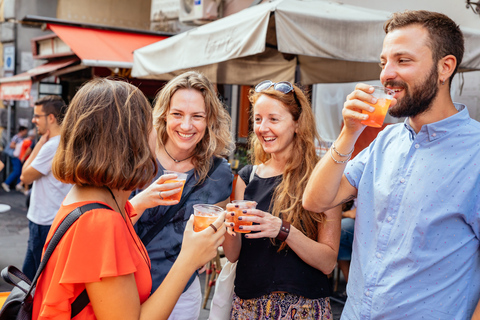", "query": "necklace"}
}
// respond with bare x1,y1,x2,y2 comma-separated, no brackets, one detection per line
164,145,194,163
105,186,151,270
